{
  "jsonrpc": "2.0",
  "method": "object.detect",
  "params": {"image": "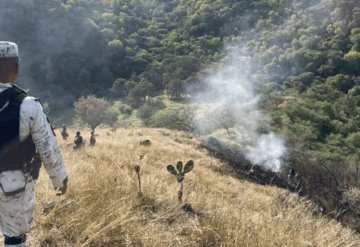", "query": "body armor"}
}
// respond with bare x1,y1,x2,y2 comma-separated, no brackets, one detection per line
0,85,36,172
